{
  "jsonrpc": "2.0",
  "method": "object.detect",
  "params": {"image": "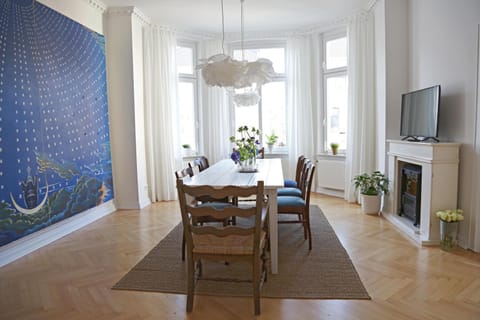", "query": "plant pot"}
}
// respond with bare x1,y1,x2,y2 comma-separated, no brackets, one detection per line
331,147,338,155
267,144,273,153
360,194,382,214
